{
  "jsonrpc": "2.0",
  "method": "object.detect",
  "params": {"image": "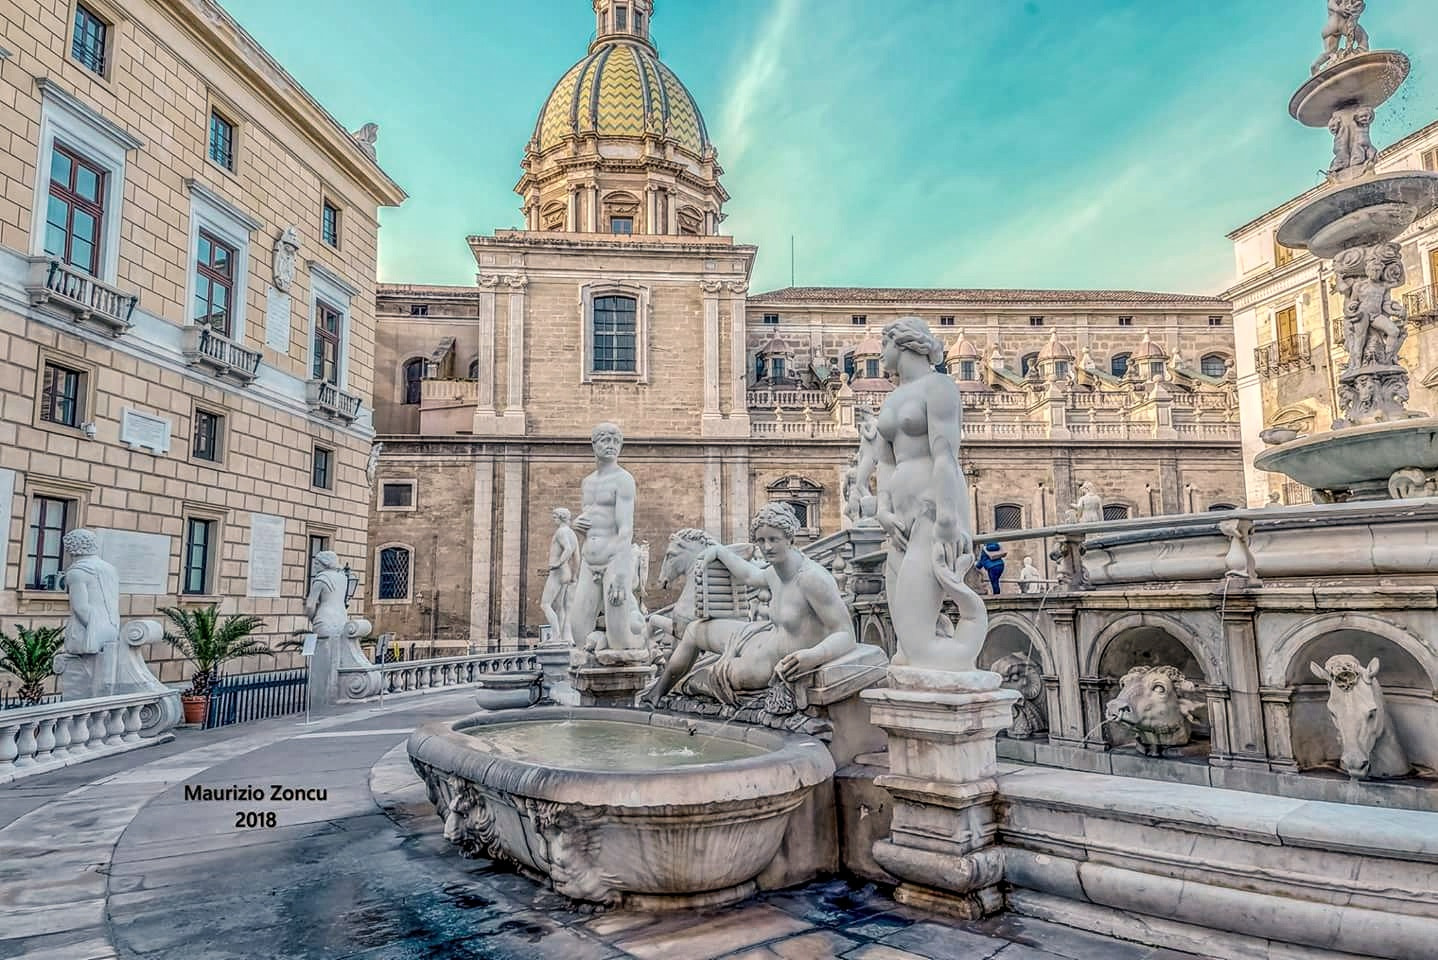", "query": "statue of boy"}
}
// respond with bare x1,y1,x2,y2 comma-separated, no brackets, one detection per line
567,423,645,652
62,529,120,656
542,508,579,644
